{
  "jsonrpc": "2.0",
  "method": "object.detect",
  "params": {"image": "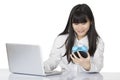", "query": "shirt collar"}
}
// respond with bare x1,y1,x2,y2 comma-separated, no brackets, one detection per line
74,34,88,46
75,34,88,42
